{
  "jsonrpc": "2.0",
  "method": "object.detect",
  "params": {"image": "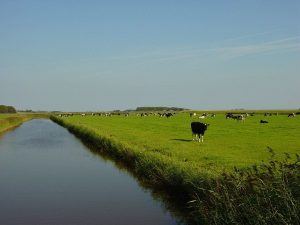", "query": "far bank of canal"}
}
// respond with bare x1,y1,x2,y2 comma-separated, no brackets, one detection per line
0,119,182,225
